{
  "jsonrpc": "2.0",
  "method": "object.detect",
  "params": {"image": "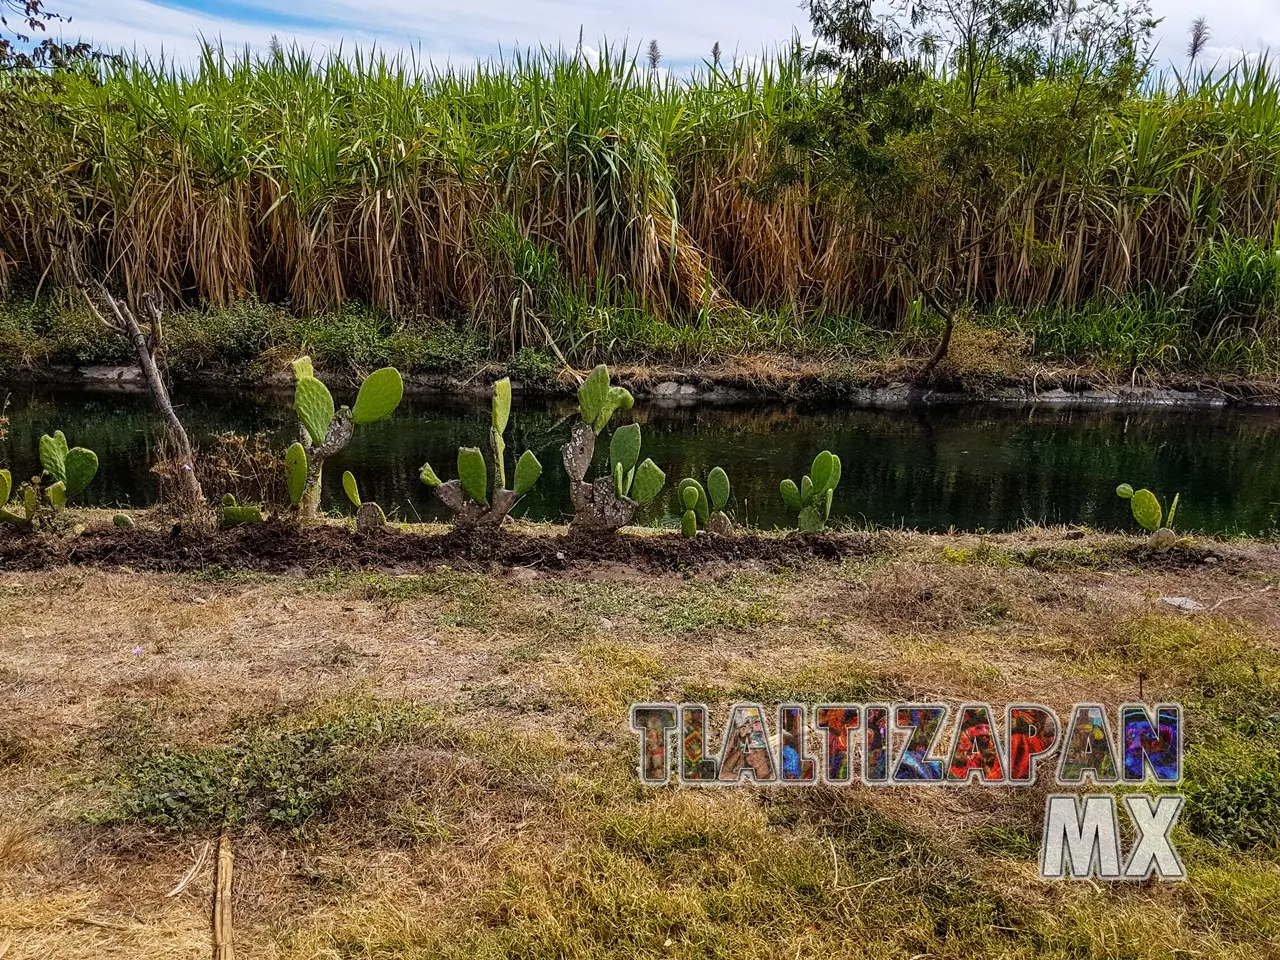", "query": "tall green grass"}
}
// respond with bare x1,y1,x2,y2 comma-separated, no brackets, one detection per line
0,42,1279,368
